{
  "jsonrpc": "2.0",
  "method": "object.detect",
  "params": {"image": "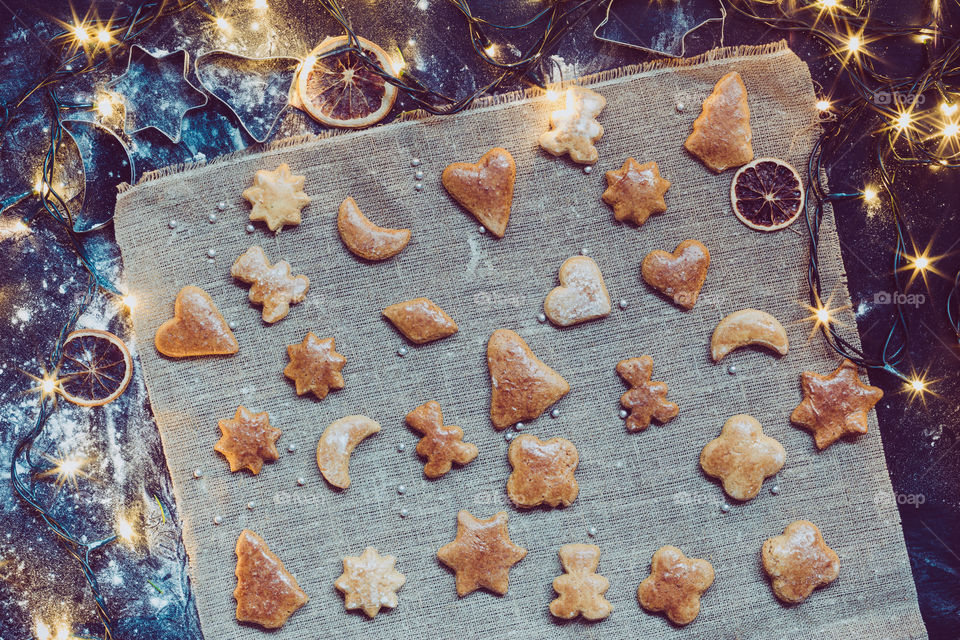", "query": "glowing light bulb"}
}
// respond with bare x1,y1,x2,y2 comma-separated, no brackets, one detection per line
34,178,49,196
895,112,911,130
545,89,559,101
391,55,405,74
816,99,831,111
863,186,878,202
910,378,925,392
41,376,57,395
815,307,831,324
253,0,268,8
96,97,114,117
942,122,959,137
215,17,230,31
122,294,136,310
96,29,111,44
73,25,89,43
53,624,70,640
116,515,137,544
820,0,838,9
35,619,52,640
483,43,497,56
913,256,930,271
941,102,958,116
847,36,861,53
12,220,29,234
